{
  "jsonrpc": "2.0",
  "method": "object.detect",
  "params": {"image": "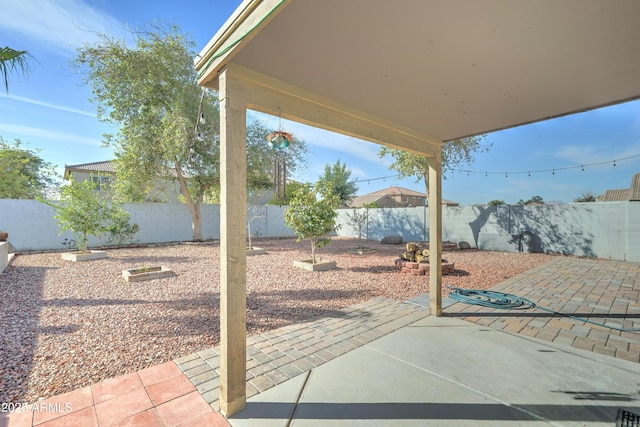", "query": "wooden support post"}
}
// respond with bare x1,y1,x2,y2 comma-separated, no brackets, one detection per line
428,151,443,316
218,67,247,417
